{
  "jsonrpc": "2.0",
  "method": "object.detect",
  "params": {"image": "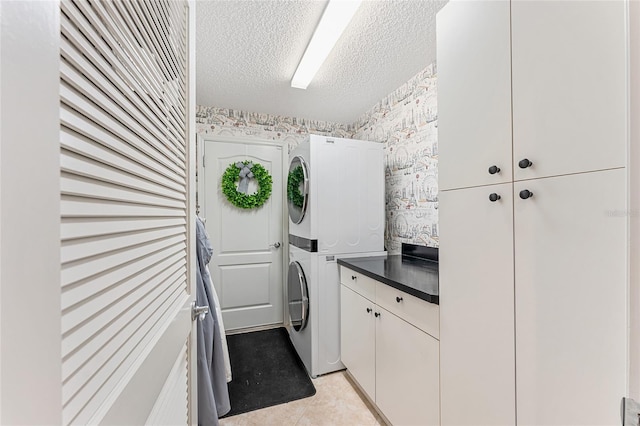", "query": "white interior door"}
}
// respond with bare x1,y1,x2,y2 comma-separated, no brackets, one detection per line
201,138,285,331
58,1,196,424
